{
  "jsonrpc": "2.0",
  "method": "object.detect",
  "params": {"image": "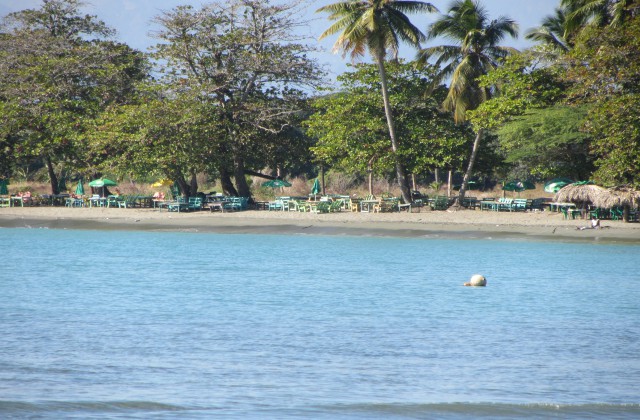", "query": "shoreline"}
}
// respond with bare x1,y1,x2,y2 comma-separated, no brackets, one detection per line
2,207,640,243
